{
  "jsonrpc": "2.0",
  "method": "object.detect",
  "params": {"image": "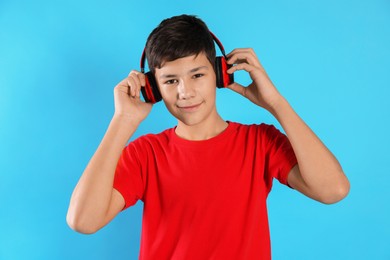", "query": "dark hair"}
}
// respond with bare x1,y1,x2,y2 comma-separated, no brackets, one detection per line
145,14,216,74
